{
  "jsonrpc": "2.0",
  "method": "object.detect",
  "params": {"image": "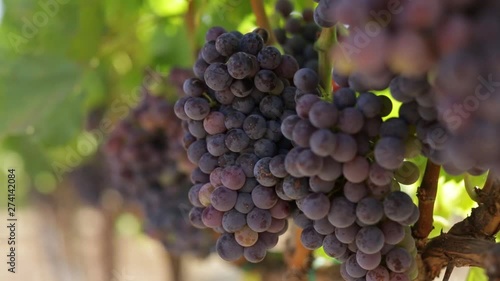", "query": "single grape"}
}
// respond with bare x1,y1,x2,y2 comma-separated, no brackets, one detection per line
184,97,210,120
356,197,384,225
343,156,370,183
383,191,415,222
216,233,244,261
375,137,406,170
381,220,405,245
210,186,238,212
254,157,278,187
247,207,272,232
252,184,278,209
386,247,412,273
204,62,233,91
310,129,337,157
356,226,385,254
335,223,360,244
328,196,357,228
235,225,259,247
344,181,369,203
300,226,325,250
308,100,338,129
346,254,368,278
222,209,247,233
323,233,348,258
301,192,331,220
314,217,336,235
235,192,255,214
356,250,382,271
